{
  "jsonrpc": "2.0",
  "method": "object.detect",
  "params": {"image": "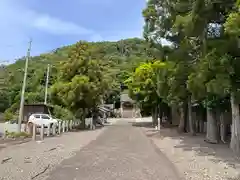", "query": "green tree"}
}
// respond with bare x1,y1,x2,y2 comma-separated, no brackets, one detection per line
142,0,240,154
125,61,168,125
50,41,110,127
